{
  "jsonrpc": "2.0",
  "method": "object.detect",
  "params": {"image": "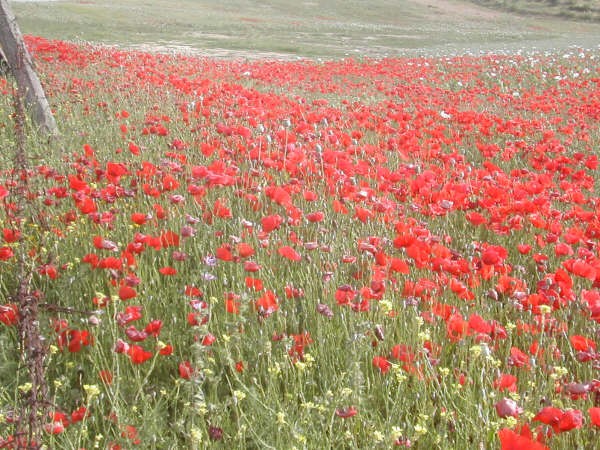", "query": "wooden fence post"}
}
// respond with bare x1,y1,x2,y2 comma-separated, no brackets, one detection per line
0,0,59,136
